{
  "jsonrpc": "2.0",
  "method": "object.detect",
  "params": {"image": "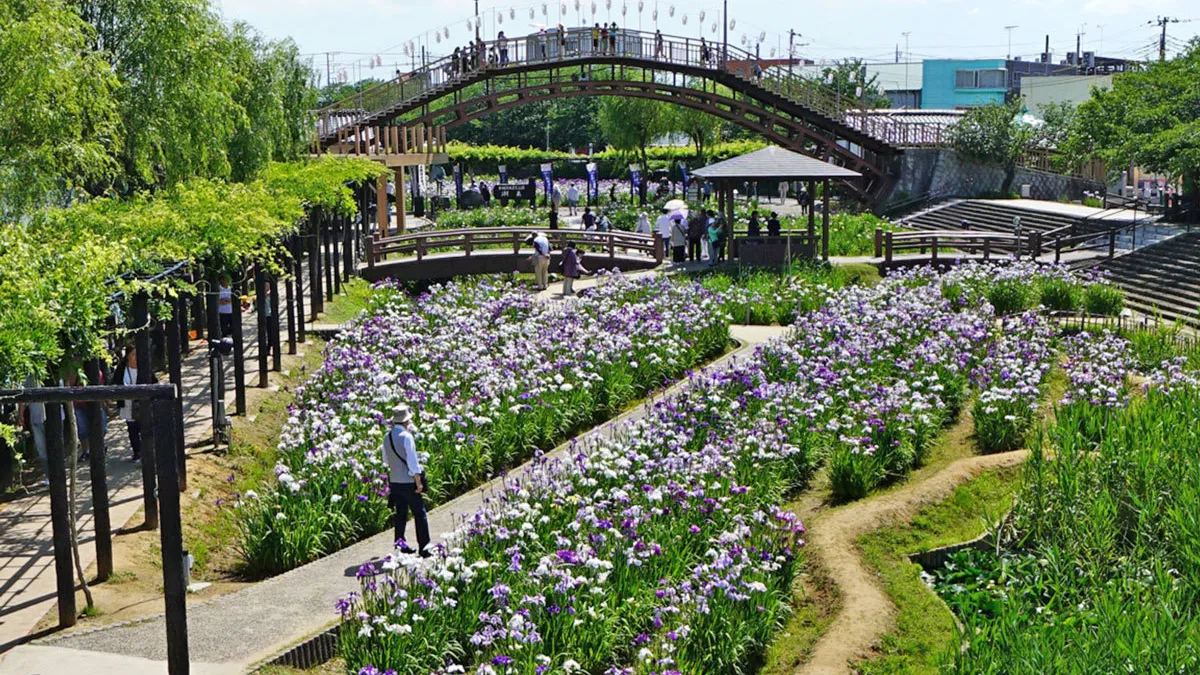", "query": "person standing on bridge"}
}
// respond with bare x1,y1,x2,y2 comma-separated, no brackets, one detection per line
561,241,589,296
498,31,509,65
592,23,601,54
384,404,430,558
539,28,548,60
526,232,552,290
609,22,618,55
700,37,710,65
557,24,567,57
655,30,664,58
